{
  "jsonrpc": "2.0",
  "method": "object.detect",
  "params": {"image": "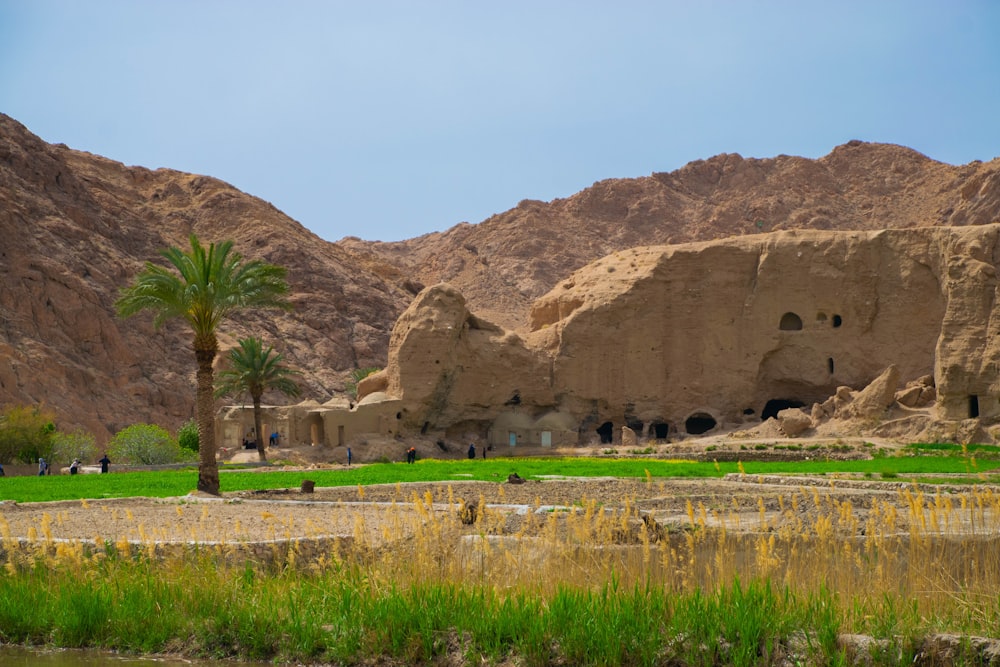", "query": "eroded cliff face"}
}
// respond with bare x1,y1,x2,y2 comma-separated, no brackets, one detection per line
376,226,1000,443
